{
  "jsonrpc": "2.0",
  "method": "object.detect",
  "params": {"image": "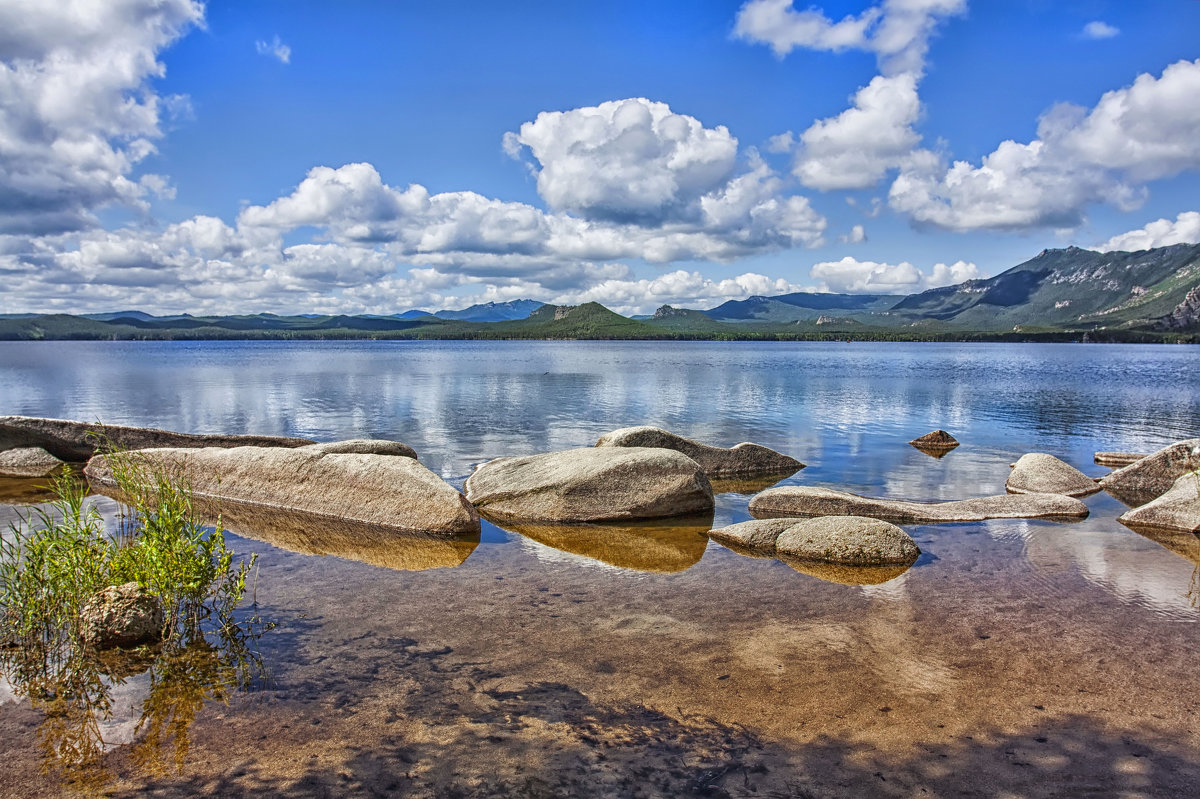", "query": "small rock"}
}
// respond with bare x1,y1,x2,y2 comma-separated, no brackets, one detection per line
595,426,803,477
465,447,713,523
909,430,959,456
1118,472,1200,534
300,439,418,459
749,486,1088,524
707,518,801,556
1094,452,1147,468
79,583,164,650
775,516,921,566
1006,453,1099,497
1099,438,1200,506
0,446,64,478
